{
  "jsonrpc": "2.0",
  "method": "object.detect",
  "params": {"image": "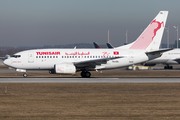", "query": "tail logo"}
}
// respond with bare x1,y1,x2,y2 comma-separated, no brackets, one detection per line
129,19,164,50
